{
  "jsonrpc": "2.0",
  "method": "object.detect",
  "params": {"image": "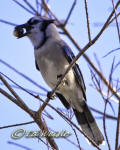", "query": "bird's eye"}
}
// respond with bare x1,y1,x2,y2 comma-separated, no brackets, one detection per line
28,20,39,25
